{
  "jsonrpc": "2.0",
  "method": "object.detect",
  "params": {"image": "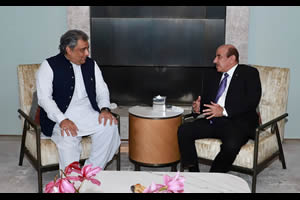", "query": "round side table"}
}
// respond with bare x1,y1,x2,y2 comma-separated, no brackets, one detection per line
128,105,184,171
